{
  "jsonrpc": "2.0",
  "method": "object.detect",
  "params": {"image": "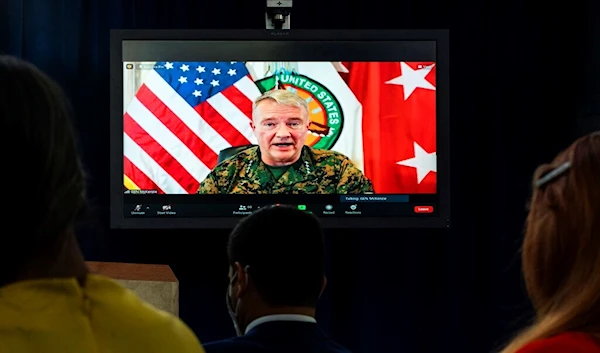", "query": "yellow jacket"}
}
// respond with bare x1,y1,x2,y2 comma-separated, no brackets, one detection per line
0,274,205,353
